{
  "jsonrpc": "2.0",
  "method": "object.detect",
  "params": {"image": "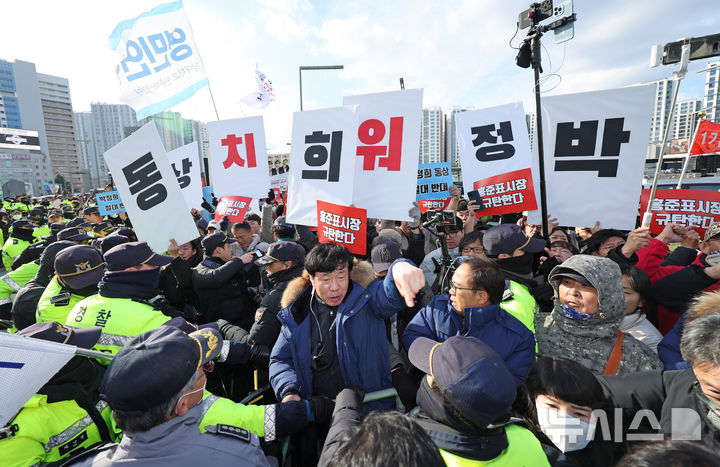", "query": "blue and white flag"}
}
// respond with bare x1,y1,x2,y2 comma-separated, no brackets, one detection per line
108,1,208,120
0,331,76,427
241,69,275,109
